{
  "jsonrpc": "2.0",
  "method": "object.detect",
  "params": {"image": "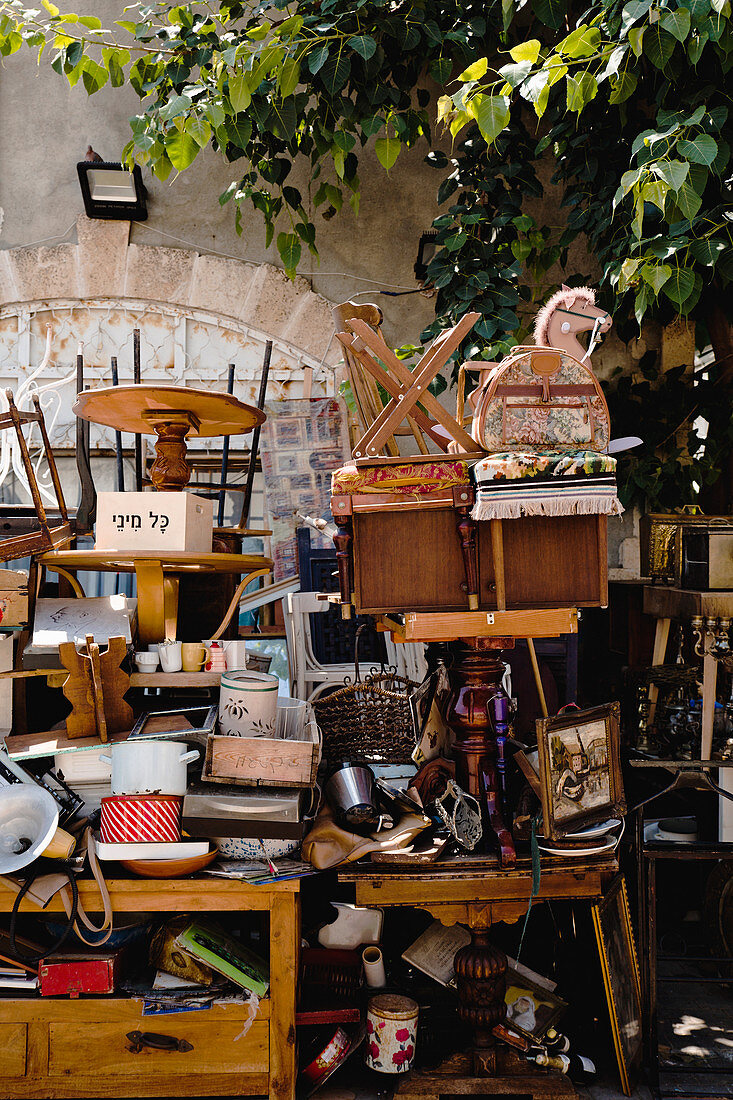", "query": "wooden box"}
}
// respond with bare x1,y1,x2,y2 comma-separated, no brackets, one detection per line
351,509,607,614
95,492,213,554
0,569,29,628
203,717,321,788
